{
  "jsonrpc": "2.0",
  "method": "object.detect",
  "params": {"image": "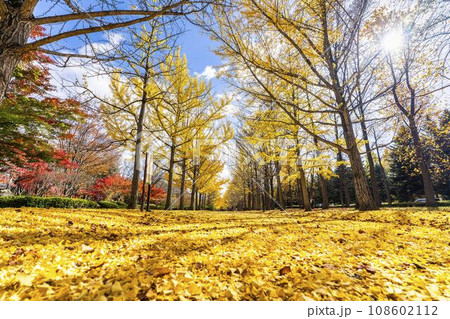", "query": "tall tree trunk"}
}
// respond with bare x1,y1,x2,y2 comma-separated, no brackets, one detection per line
140,152,148,211
251,174,257,210
0,5,35,100
358,105,381,206
247,179,252,210
298,164,311,211
374,137,392,205
263,164,271,210
391,62,437,207
129,59,150,209
287,178,292,208
128,100,145,209
313,137,329,209
253,164,260,210
190,165,198,210
195,190,199,210
322,13,376,210
340,110,377,210
335,120,350,207
296,177,303,208
179,157,186,210
409,117,437,206
275,160,284,209
296,147,311,211
337,152,351,208
164,144,176,210
309,170,315,207
269,168,275,209
243,184,247,210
